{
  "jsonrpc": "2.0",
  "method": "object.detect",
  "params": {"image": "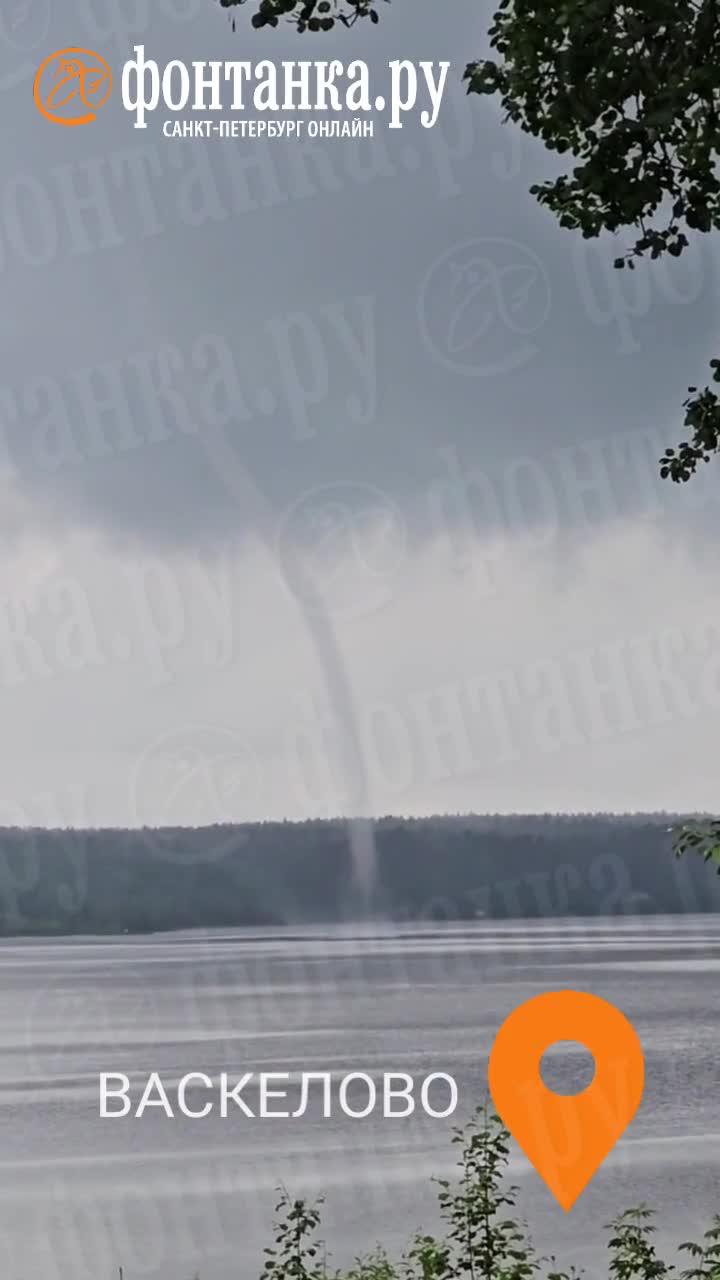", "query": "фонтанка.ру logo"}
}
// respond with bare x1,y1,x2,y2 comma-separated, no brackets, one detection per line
34,47,112,125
